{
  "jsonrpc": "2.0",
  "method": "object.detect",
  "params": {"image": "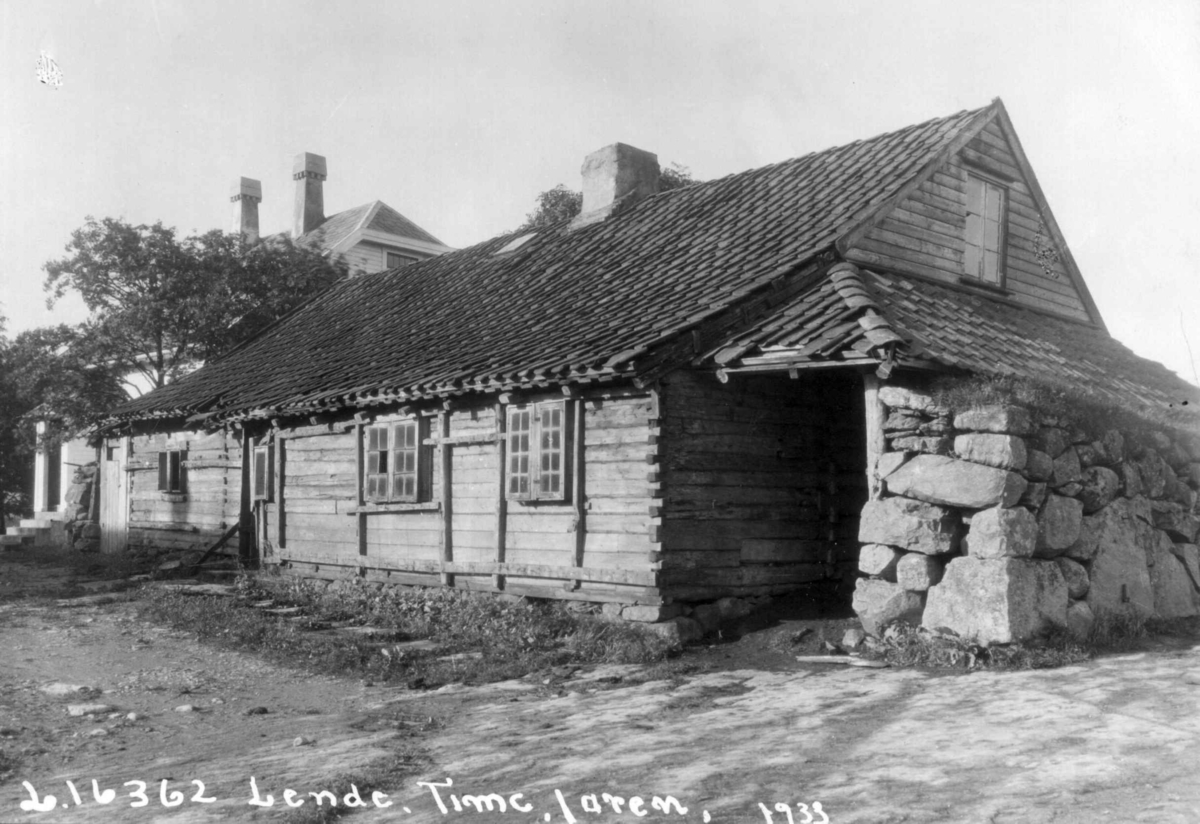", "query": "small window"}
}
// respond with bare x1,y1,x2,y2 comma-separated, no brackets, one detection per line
157,450,187,494
364,419,429,502
386,251,416,269
964,173,1007,286
252,444,274,502
507,401,571,501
